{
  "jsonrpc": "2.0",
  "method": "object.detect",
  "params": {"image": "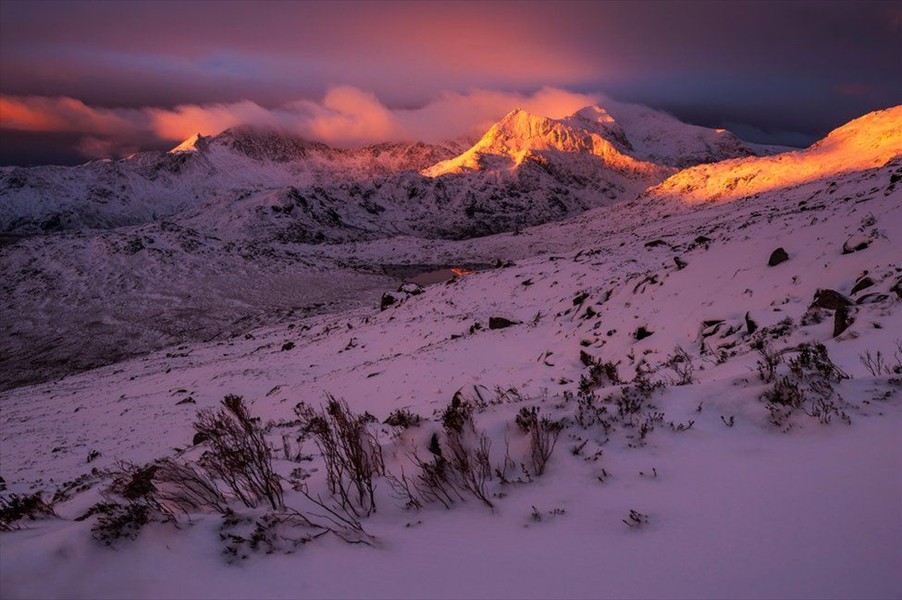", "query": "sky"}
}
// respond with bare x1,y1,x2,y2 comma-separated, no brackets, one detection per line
0,0,900,165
